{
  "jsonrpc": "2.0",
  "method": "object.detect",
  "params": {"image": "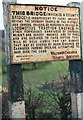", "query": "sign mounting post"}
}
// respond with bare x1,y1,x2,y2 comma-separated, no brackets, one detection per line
68,2,83,119
2,0,26,119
